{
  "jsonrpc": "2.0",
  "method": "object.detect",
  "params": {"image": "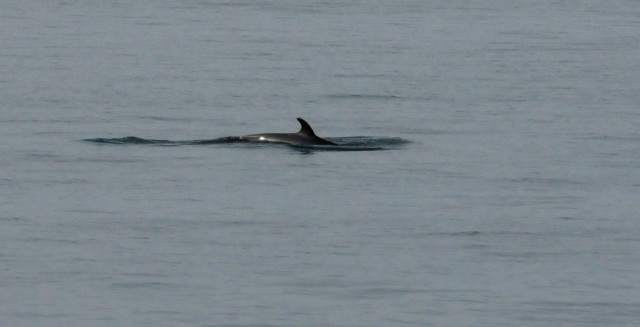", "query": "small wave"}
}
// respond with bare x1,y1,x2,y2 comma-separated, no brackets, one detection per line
287,137,409,152
84,136,243,145
332,136,410,147
288,144,385,153
84,136,165,144
327,93,402,100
